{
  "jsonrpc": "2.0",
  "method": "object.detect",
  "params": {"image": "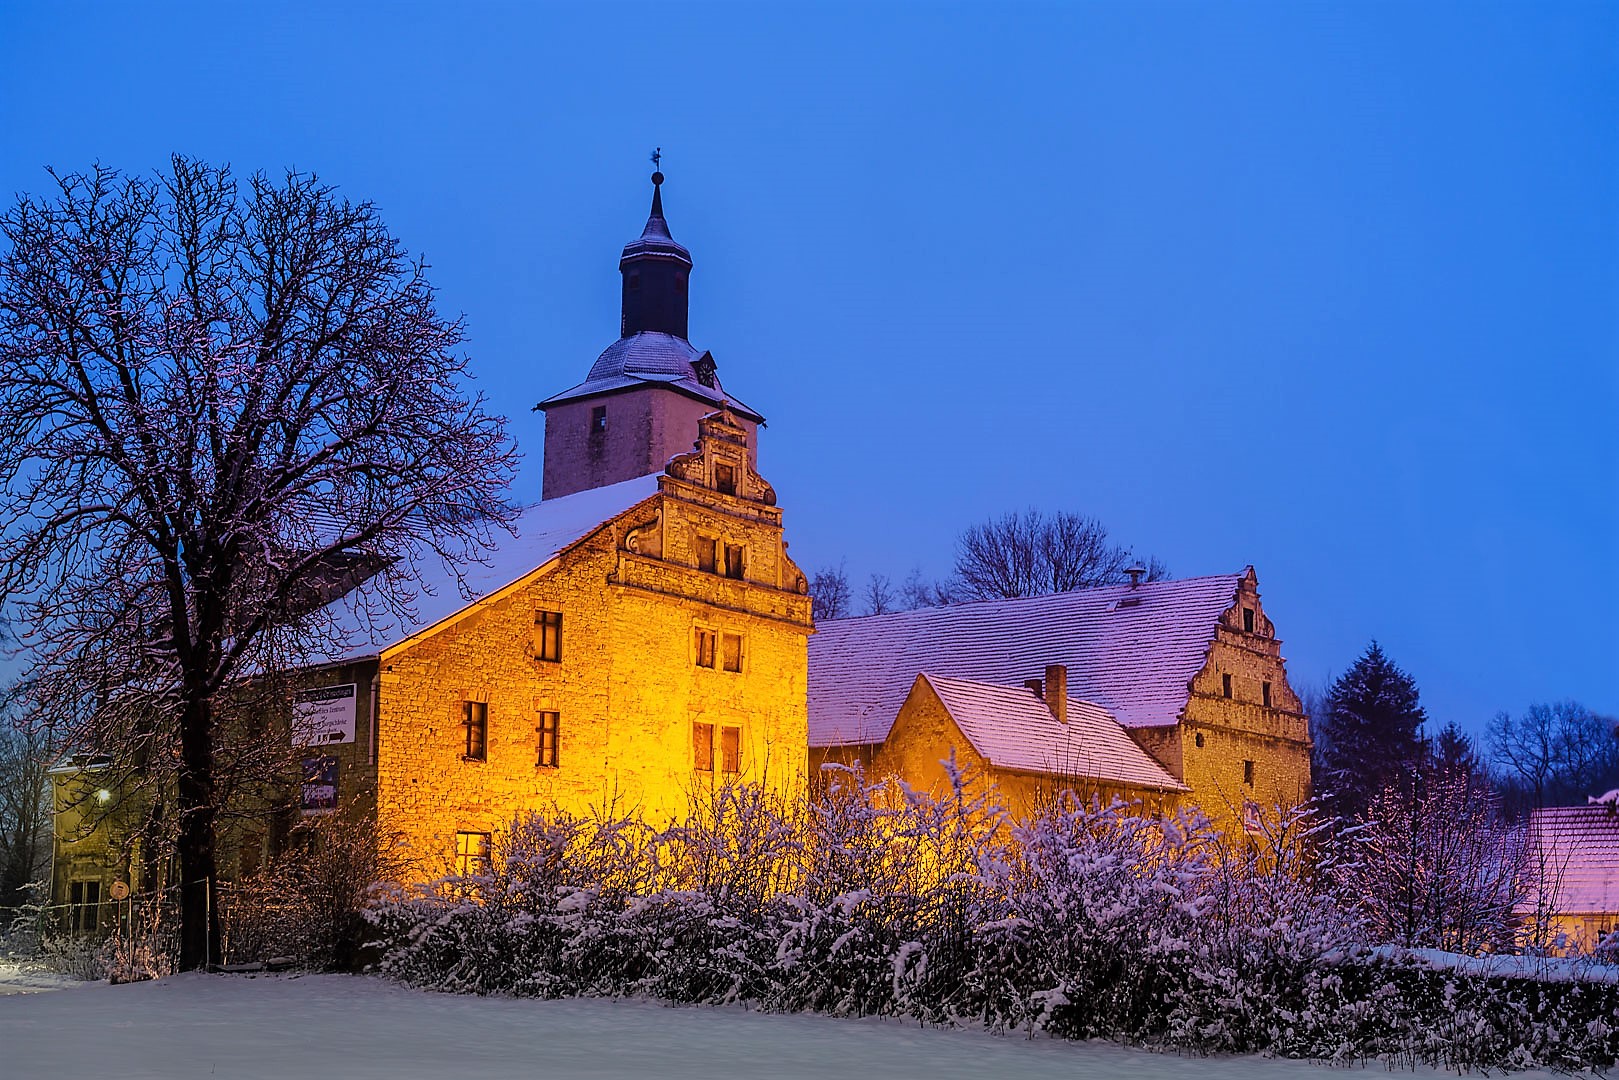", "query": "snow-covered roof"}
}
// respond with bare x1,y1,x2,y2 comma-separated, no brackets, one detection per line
314,473,660,664
538,332,763,421
1525,805,1619,915
808,573,1243,747
920,674,1187,792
